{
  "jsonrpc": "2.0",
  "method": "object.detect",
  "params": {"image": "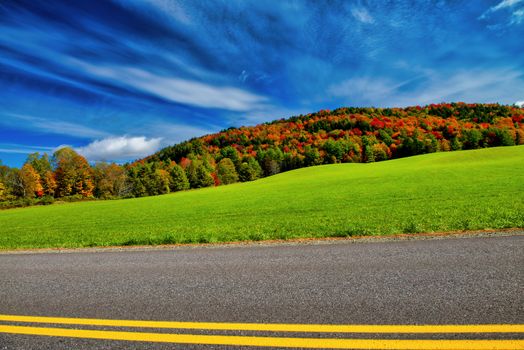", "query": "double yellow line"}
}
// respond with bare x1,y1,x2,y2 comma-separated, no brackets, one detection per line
0,314,522,349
